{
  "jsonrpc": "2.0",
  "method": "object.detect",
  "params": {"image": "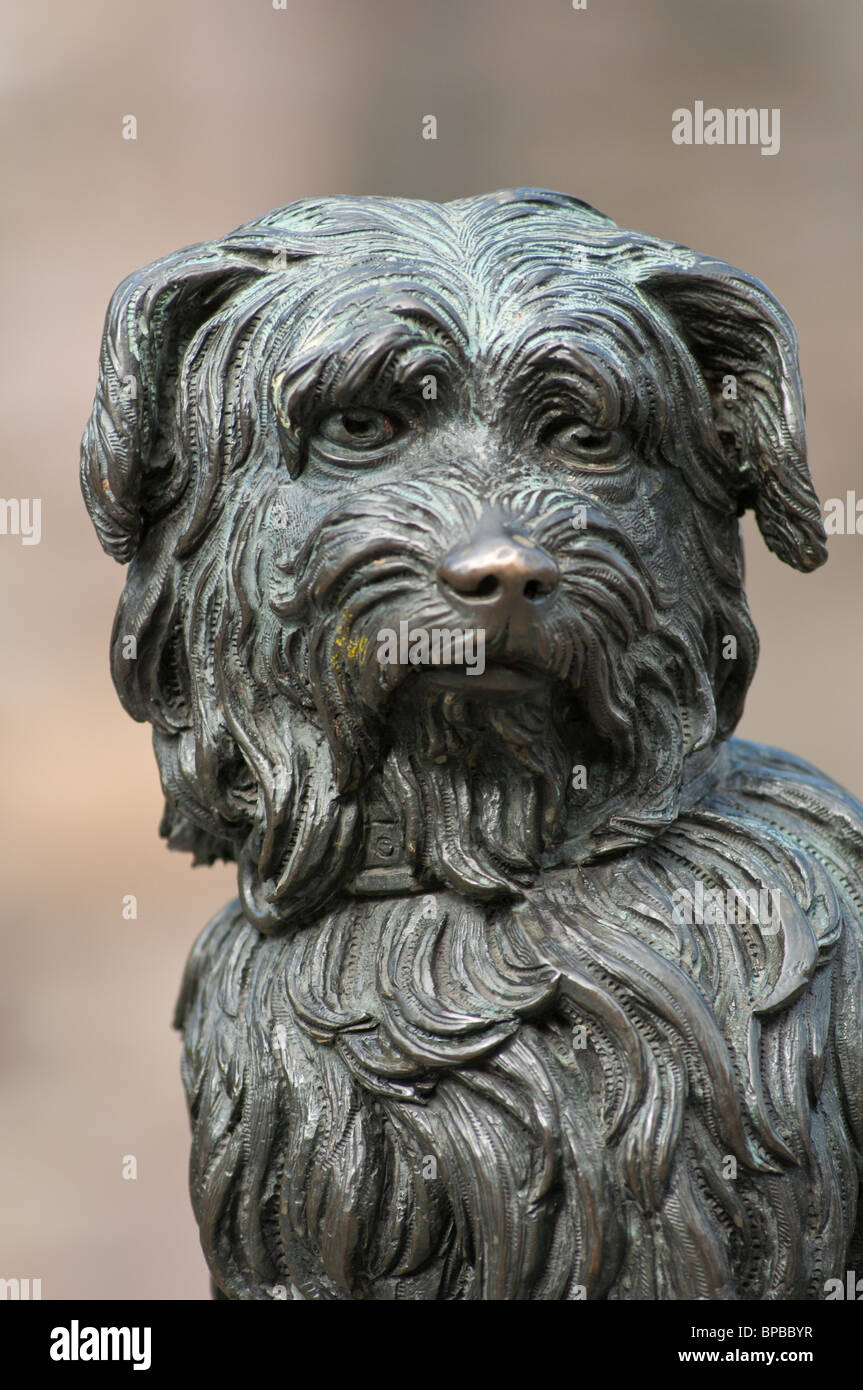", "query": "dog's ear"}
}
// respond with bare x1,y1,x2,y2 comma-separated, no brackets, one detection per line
636,259,827,572
81,238,292,562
